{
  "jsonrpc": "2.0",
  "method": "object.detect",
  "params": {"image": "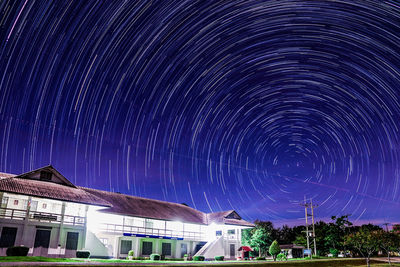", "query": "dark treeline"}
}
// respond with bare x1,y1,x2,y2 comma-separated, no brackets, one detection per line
242,215,400,266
